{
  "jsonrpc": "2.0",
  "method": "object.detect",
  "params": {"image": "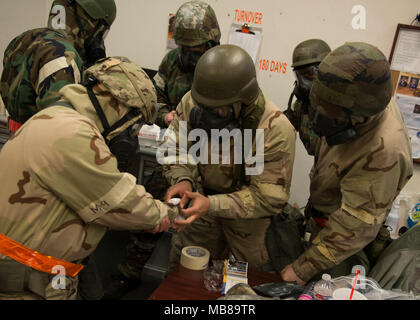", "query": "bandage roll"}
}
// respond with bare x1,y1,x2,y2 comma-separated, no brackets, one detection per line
180,246,210,271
